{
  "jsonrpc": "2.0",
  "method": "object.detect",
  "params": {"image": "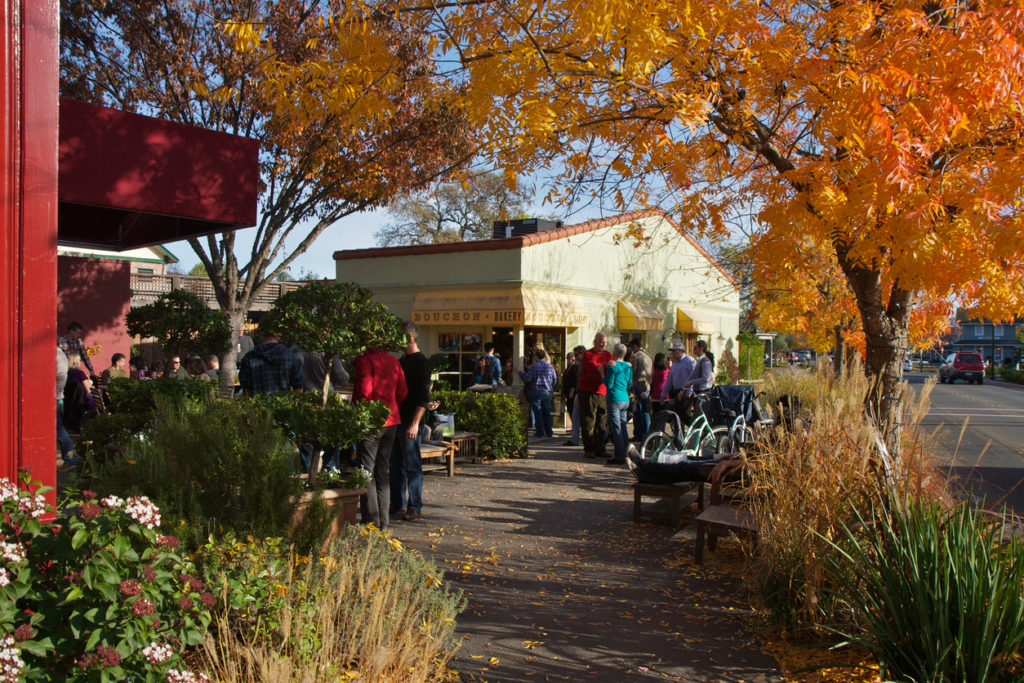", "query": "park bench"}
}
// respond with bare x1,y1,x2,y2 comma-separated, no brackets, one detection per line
633,480,705,524
693,457,759,563
420,440,456,477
